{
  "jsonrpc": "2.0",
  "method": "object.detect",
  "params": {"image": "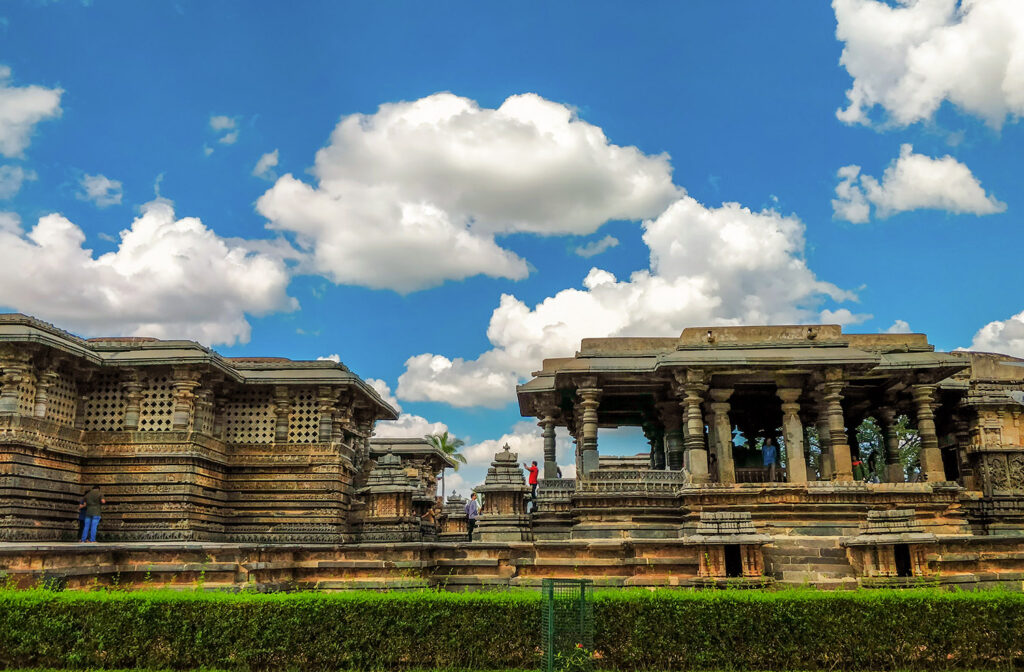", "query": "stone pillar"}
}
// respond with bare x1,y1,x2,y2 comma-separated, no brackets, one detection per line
122,375,144,430
709,388,736,484
777,388,808,483
913,385,946,482
680,371,710,483
170,368,201,431
822,374,853,480
877,407,904,483
273,385,292,443
658,400,684,471
0,352,31,413
541,415,557,479
33,369,59,418
317,386,335,443
643,421,665,471
815,411,833,480
577,387,601,477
